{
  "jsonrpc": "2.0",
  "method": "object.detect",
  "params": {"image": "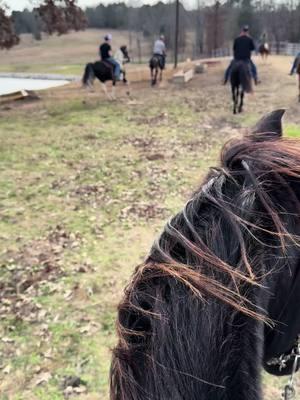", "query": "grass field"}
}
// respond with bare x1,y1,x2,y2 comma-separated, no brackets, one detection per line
0,29,204,77
0,29,154,76
1,37,300,399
